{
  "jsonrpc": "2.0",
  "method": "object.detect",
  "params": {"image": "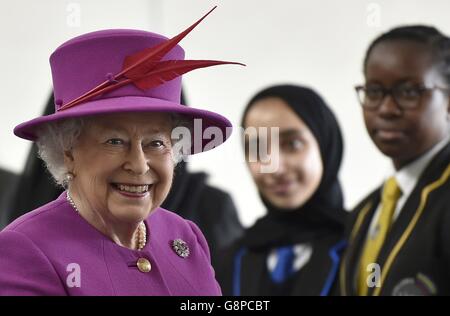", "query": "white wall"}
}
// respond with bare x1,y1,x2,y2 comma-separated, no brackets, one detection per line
2,0,450,227
0,0,162,170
